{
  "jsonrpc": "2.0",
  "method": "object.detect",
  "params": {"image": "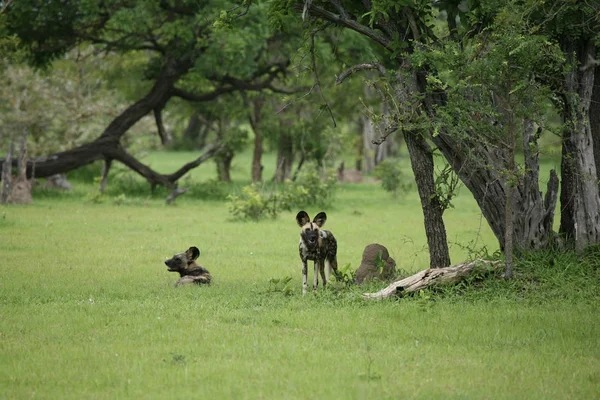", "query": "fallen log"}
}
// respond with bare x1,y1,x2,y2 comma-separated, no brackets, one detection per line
362,259,501,300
